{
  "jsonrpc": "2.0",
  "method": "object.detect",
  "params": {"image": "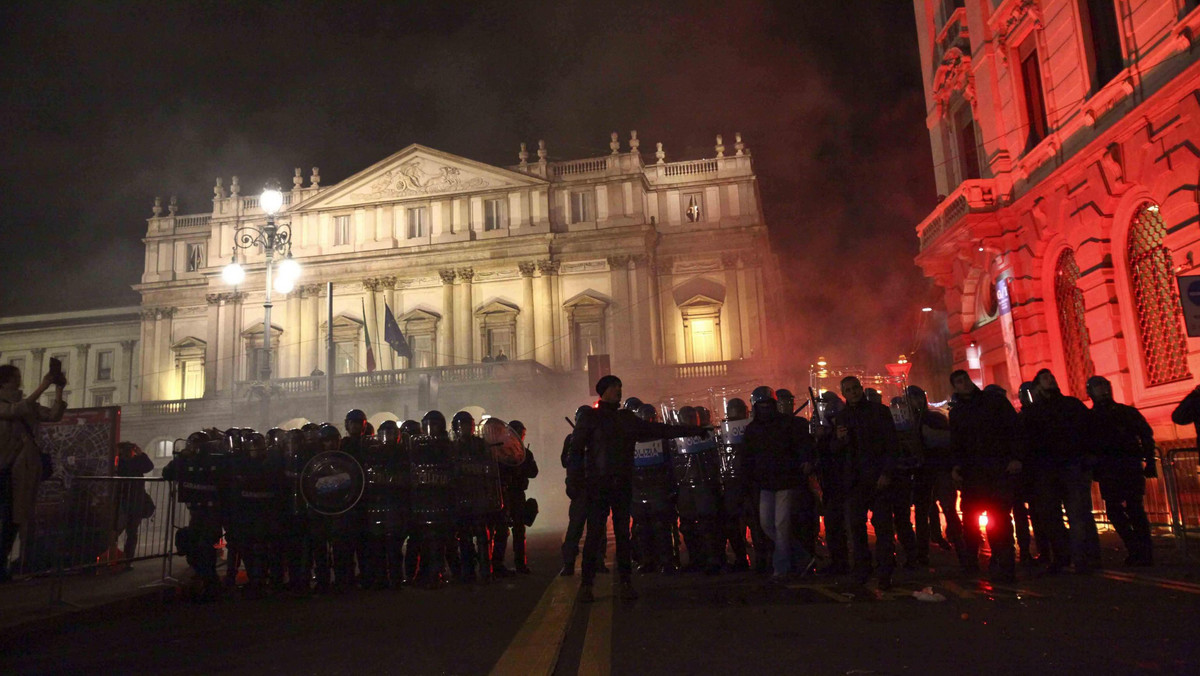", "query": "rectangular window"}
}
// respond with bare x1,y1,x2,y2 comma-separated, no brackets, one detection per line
96,350,114,381
484,198,506,231
570,191,593,224
939,0,964,26
407,207,427,238
92,392,113,407
956,107,981,181
335,341,356,374
573,321,604,370
181,360,204,399
485,328,513,361
689,318,719,363
154,439,174,459
186,243,205,272
1019,39,1049,150
682,192,704,223
411,335,434,368
333,215,352,246
1080,0,1123,93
